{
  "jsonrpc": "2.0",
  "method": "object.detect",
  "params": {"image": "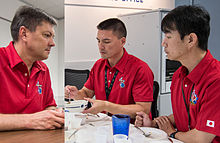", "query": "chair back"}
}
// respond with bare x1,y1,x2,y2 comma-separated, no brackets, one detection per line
151,81,159,119
65,69,90,89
